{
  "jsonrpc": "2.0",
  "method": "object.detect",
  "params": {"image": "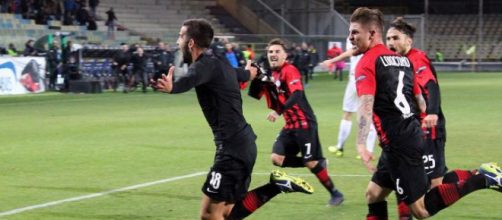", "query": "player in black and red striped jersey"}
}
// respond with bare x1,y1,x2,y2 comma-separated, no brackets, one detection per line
387,18,448,186
386,17,483,220
350,7,501,220
252,38,344,206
